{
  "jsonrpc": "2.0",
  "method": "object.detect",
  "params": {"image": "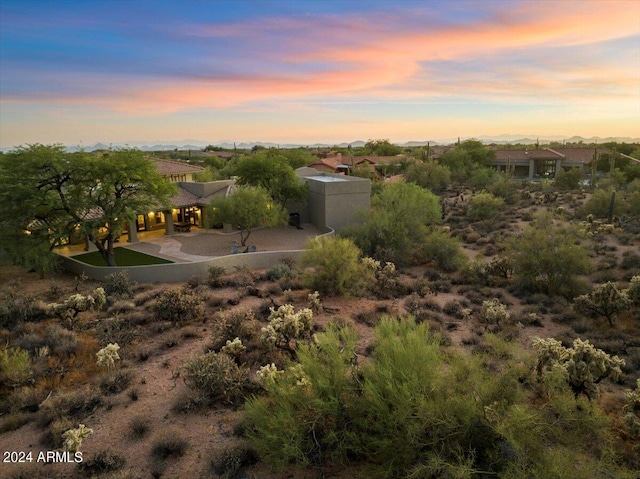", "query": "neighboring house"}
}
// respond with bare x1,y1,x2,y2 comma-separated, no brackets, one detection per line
492,147,612,179
307,153,407,175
